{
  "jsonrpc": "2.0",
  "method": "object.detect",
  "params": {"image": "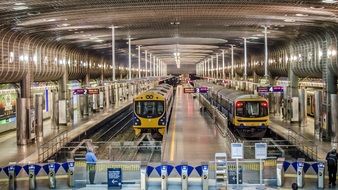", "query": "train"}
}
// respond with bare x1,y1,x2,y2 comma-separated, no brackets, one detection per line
132,83,174,138
195,80,269,138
